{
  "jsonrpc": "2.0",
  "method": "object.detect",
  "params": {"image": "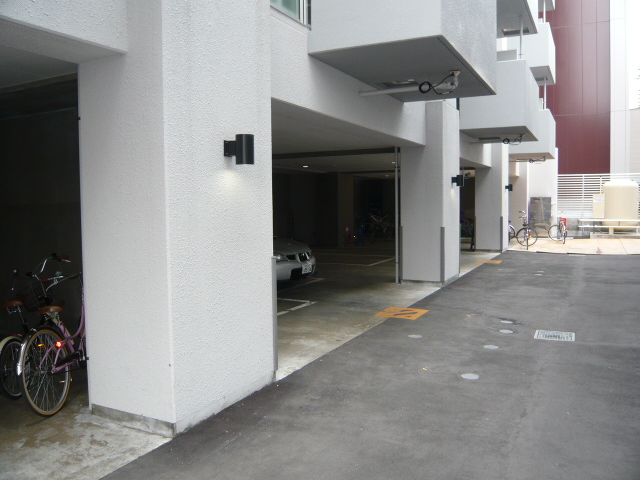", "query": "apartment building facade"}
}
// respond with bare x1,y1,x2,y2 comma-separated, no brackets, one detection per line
0,0,556,436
